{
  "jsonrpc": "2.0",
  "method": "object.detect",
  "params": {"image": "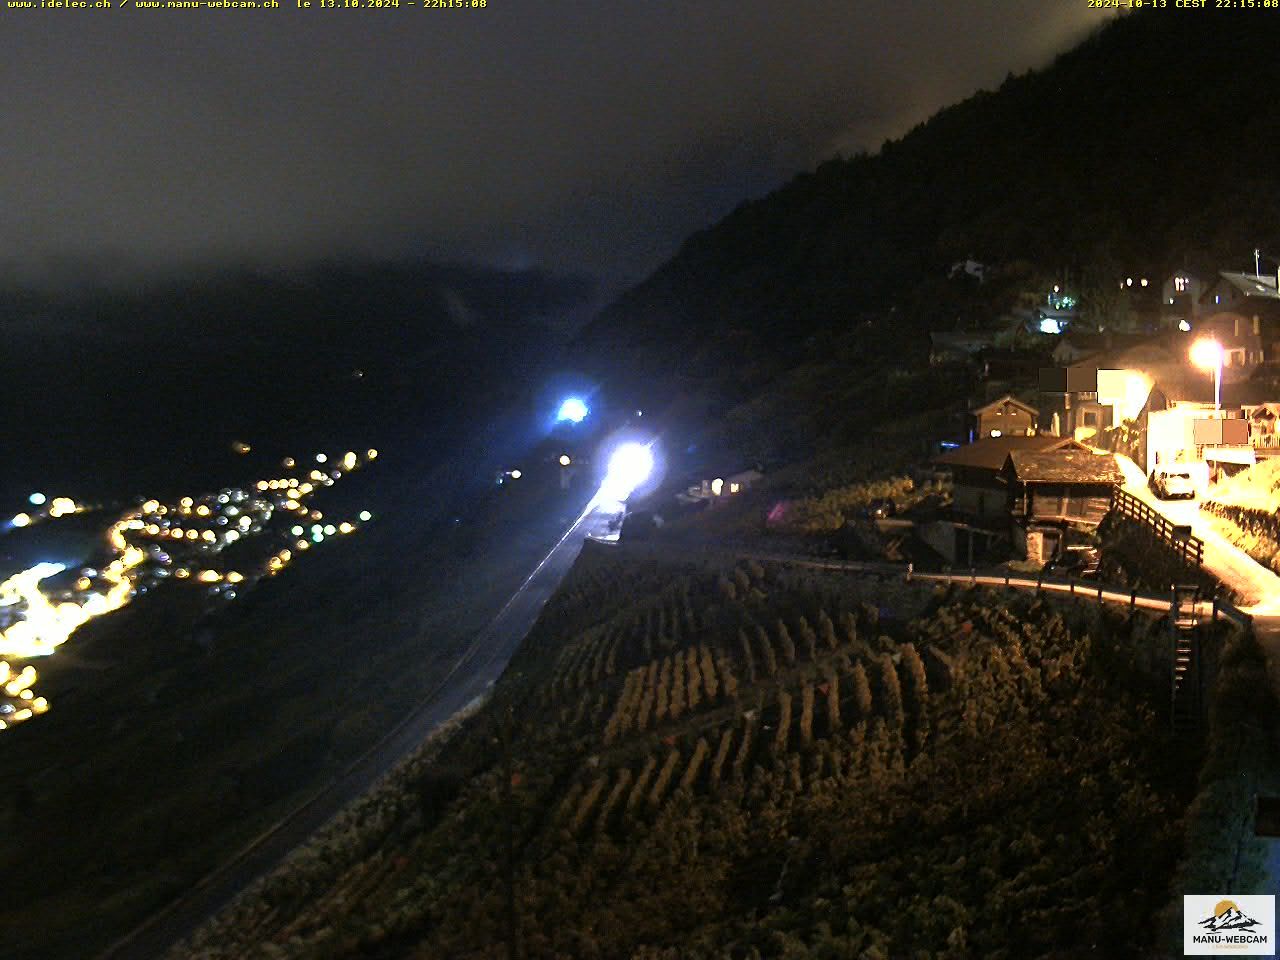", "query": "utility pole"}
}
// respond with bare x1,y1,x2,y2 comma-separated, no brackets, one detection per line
500,704,519,960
